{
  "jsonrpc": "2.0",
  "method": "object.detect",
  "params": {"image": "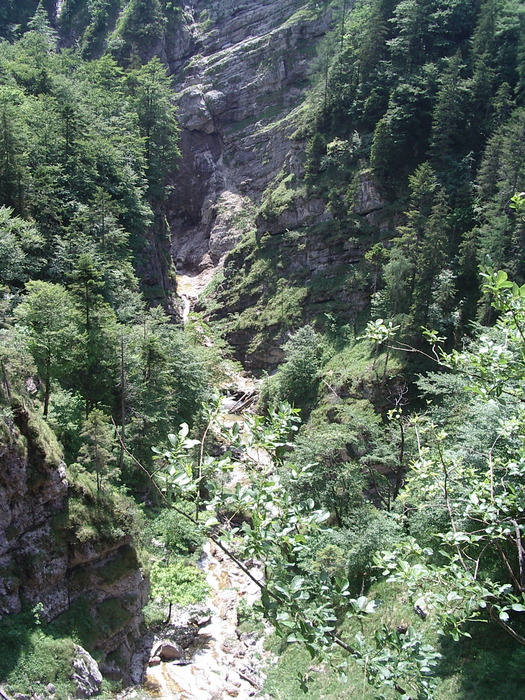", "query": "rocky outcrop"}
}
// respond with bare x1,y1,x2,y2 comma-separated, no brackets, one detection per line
353,171,391,231
215,226,369,369
67,539,148,682
256,195,330,237
71,646,103,698
167,0,335,275
0,405,147,685
150,640,184,662
0,405,68,619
